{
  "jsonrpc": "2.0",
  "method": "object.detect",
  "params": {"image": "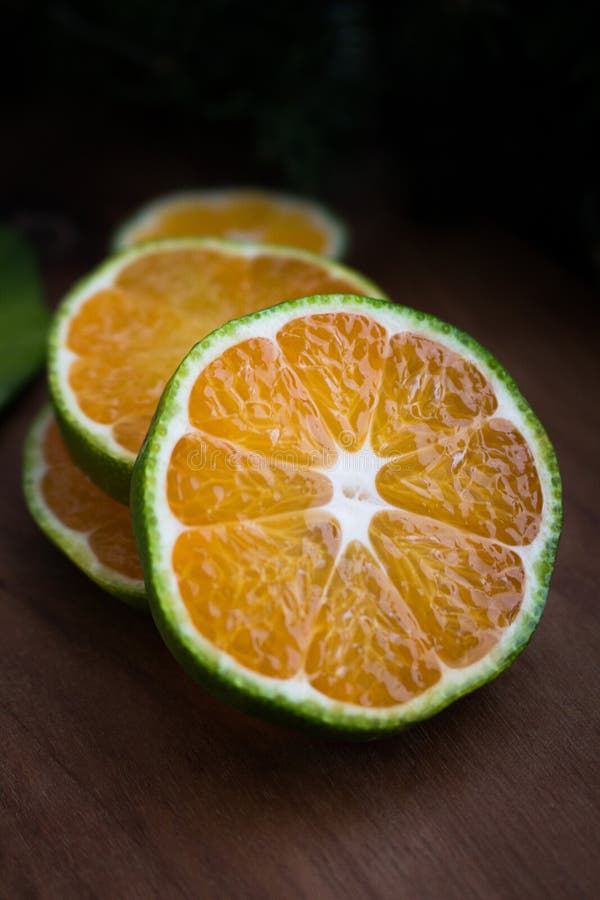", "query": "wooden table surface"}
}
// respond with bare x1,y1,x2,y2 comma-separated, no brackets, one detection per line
1,200,598,899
